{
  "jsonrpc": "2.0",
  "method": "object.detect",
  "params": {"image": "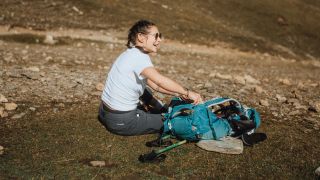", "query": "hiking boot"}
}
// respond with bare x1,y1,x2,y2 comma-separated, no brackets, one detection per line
139,150,167,163
241,132,267,146
145,138,173,147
